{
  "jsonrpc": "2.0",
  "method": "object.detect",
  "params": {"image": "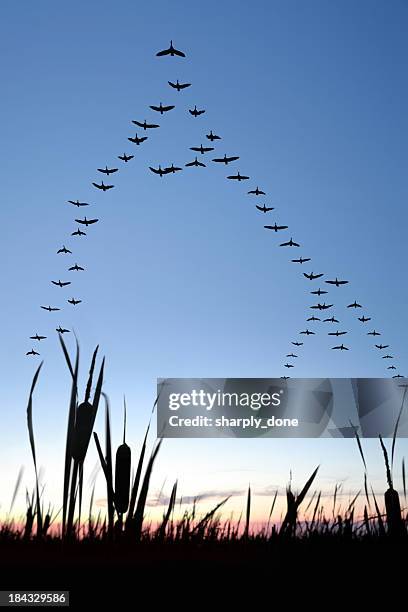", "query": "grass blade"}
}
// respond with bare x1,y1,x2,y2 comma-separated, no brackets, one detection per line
133,439,162,539
244,485,251,538
62,339,79,536
102,393,114,537
391,385,408,470
296,466,319,507
352,422,367,472
9,467,24,515
126,422,150,528
379,435,393,489
85,345,99,404
26,361,43,537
